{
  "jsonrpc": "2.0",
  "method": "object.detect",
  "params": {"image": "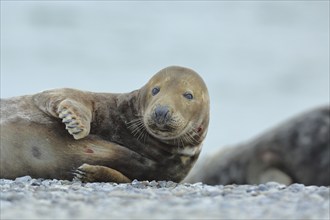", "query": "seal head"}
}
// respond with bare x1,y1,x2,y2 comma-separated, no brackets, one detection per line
138,66,209,149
